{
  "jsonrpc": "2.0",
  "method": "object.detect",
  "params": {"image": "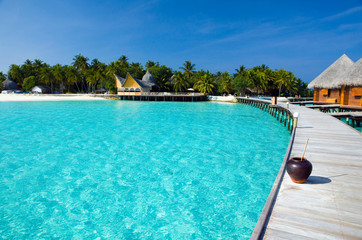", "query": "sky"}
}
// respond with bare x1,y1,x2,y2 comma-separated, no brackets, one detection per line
0,0,361,83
